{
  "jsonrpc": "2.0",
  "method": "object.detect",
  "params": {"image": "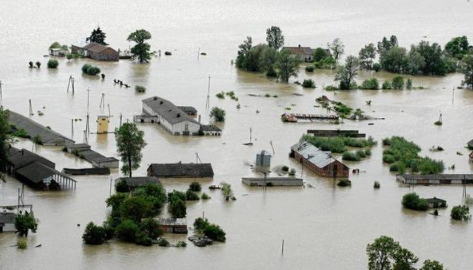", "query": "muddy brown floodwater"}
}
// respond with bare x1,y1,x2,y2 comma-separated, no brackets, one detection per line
1,0,473,269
